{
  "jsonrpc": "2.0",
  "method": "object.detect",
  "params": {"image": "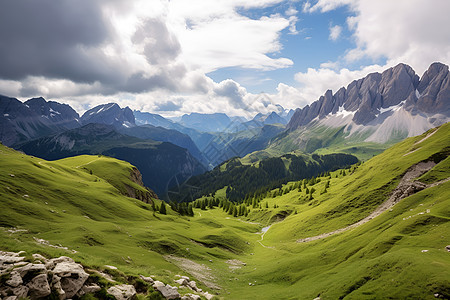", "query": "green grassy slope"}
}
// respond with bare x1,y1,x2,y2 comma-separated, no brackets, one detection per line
223,123,450,299
0,145,257,296
0,122,449,299
269,123,390,161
